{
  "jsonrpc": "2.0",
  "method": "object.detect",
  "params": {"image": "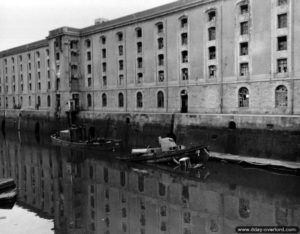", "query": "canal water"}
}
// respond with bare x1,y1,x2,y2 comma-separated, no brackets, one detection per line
0,130,300,234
